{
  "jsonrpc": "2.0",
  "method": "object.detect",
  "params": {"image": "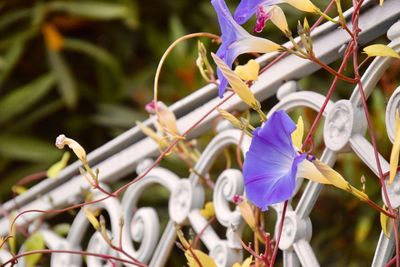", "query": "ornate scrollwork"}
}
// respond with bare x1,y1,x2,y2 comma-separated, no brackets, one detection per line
121,161,180,263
